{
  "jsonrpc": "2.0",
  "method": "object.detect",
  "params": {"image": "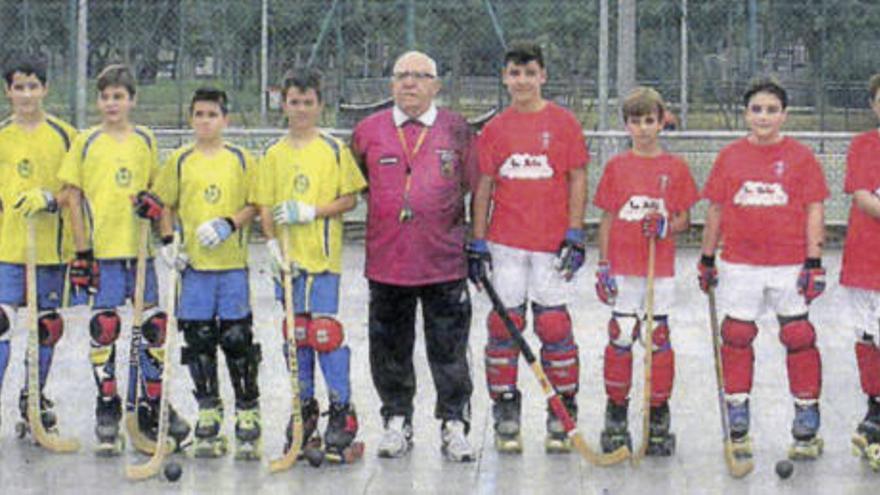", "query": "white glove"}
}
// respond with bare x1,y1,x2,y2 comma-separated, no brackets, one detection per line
196,217,235,249
266,238,291,274
273,200,316,225
160,236,189,272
